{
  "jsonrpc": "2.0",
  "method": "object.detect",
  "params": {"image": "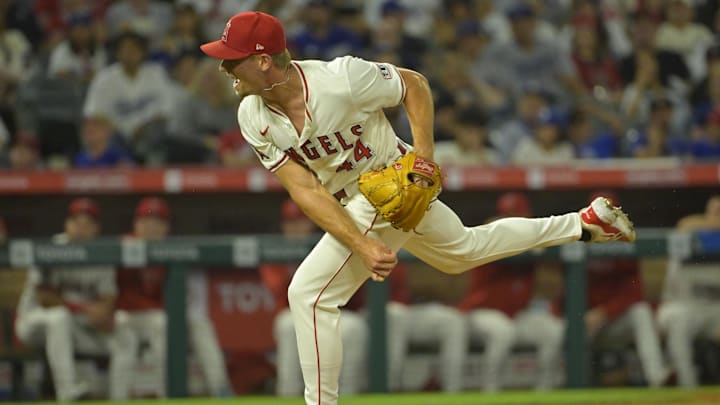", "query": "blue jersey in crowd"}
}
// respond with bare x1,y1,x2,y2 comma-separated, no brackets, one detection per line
690,139,720,159
628,131,689,157
74,148,133,168
574,132,618,159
